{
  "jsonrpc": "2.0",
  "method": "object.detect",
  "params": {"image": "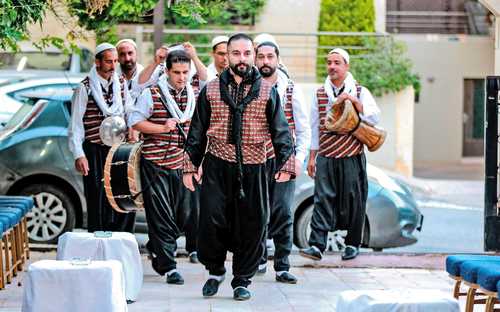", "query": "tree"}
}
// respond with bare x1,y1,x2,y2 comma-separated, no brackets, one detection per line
316,0,419,96
0,0,227,51
0,0,50,50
